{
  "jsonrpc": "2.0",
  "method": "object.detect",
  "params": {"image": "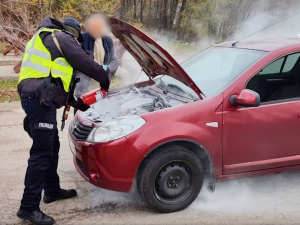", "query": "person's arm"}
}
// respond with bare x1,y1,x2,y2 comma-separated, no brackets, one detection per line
55,32,109,85
107,46,119,77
